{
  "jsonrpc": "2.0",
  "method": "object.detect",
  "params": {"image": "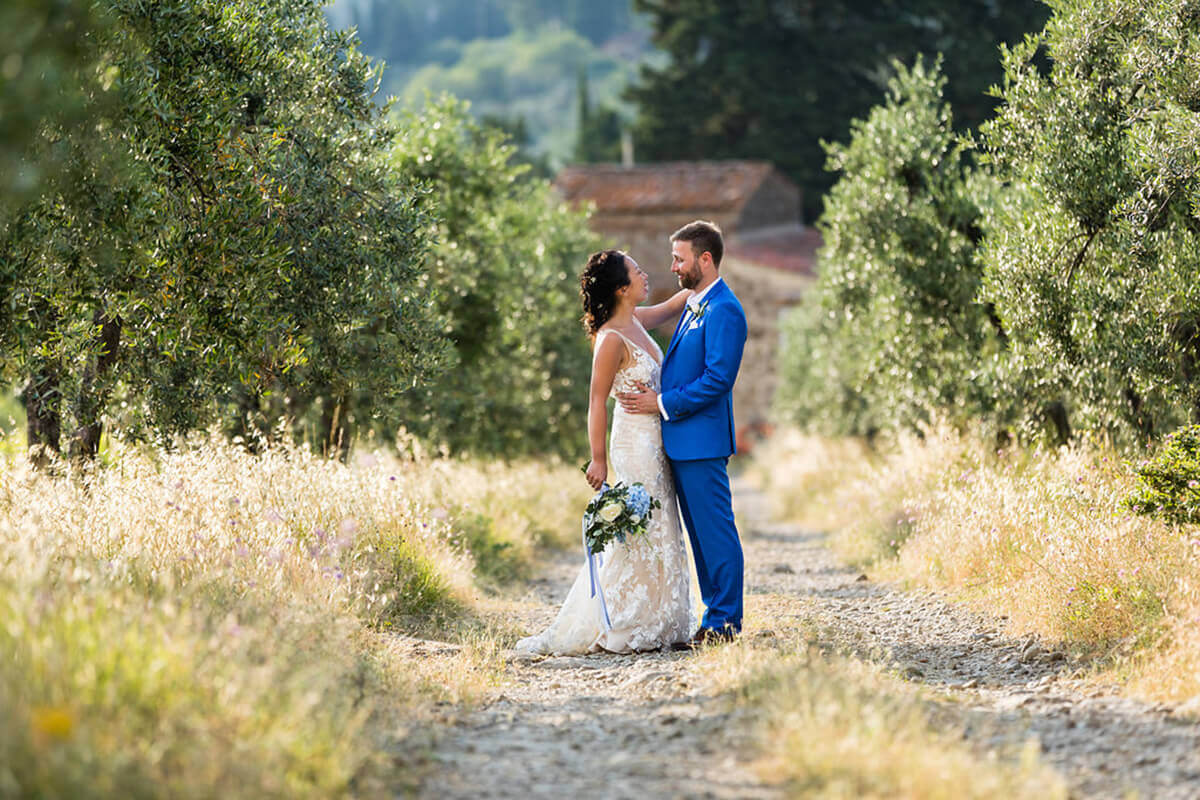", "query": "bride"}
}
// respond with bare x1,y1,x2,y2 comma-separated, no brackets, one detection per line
516,249,695,655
